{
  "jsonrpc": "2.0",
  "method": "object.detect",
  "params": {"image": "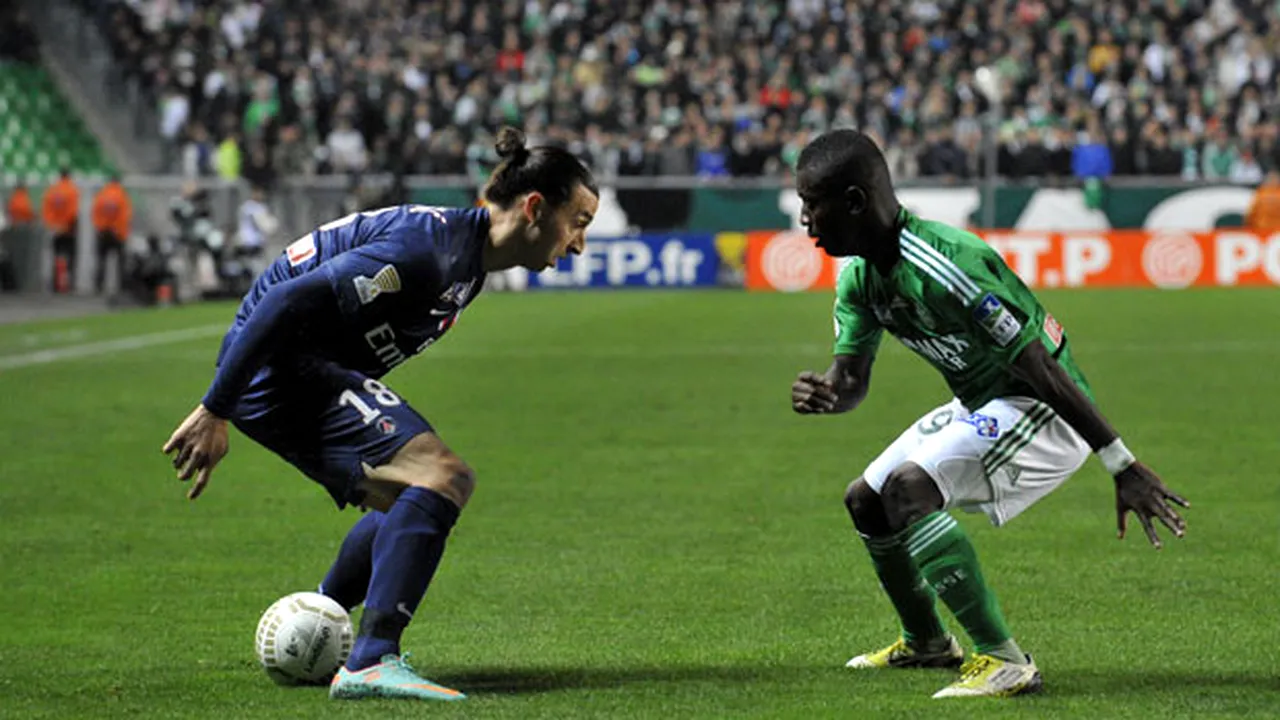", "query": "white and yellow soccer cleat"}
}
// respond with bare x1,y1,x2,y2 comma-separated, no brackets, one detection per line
845,636,965,670
931,653,1043,699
